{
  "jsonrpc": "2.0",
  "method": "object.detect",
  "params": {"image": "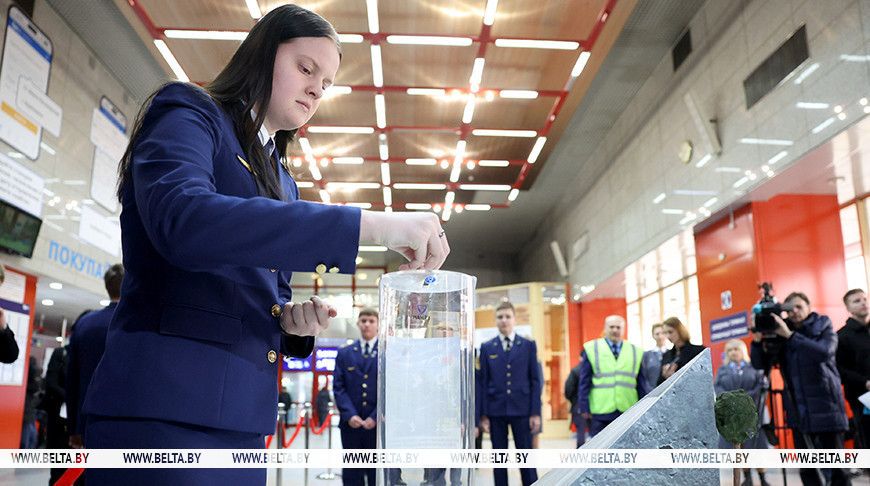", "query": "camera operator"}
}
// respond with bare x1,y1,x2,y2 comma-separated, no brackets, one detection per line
749,291,851,486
